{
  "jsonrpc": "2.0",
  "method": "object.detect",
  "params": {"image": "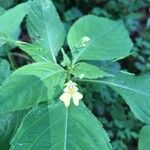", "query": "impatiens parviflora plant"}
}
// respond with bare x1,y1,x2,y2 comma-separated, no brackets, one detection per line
0,0,150,149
